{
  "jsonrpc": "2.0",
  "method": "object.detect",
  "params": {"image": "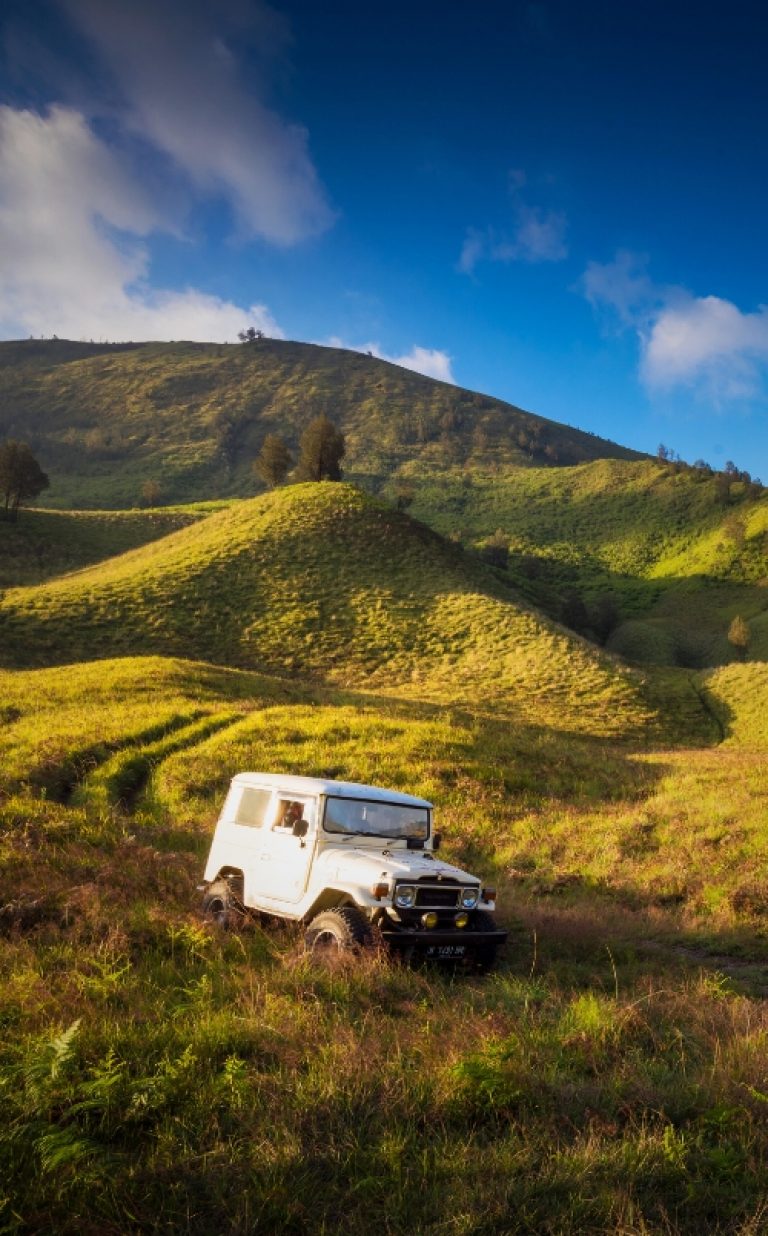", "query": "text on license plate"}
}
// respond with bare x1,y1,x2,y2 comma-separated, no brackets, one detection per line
426,944,466,959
